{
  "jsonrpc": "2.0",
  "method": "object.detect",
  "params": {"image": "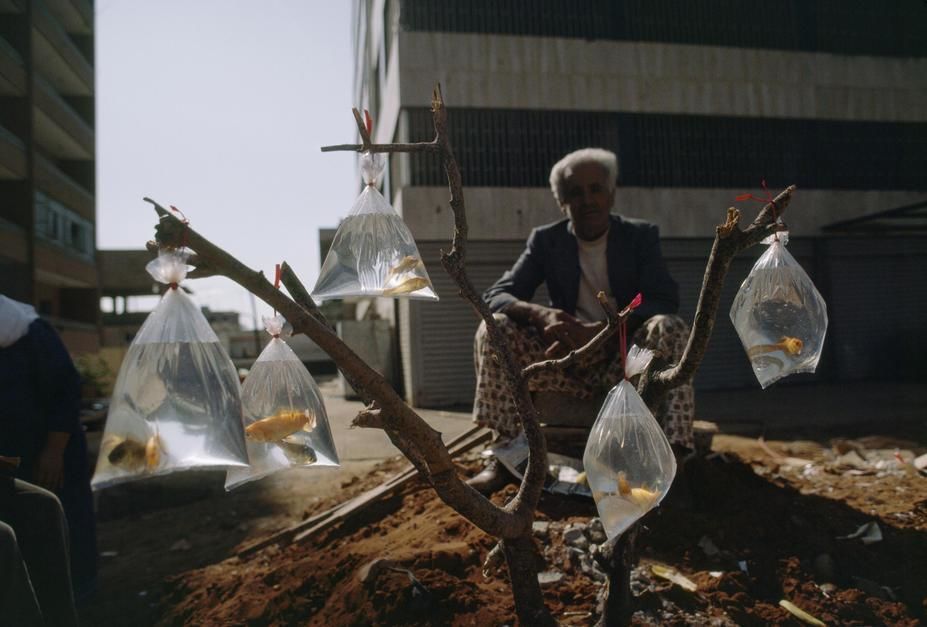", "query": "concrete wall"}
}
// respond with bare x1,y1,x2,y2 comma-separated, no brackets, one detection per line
398,33,927,121
395,186,927,241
